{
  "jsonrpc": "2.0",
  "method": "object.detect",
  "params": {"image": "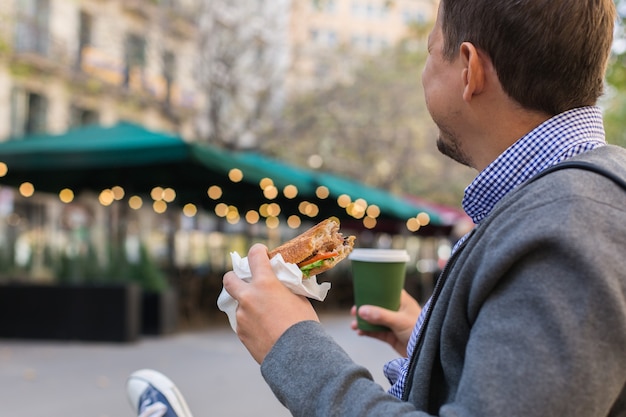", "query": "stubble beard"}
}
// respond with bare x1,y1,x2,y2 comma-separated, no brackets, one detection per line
436,133,472,168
